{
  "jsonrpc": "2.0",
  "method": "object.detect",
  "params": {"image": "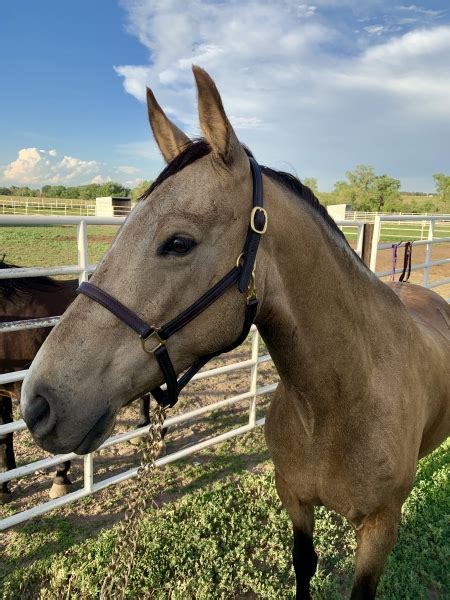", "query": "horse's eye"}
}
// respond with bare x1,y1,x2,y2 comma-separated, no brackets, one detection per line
158,236,196,256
